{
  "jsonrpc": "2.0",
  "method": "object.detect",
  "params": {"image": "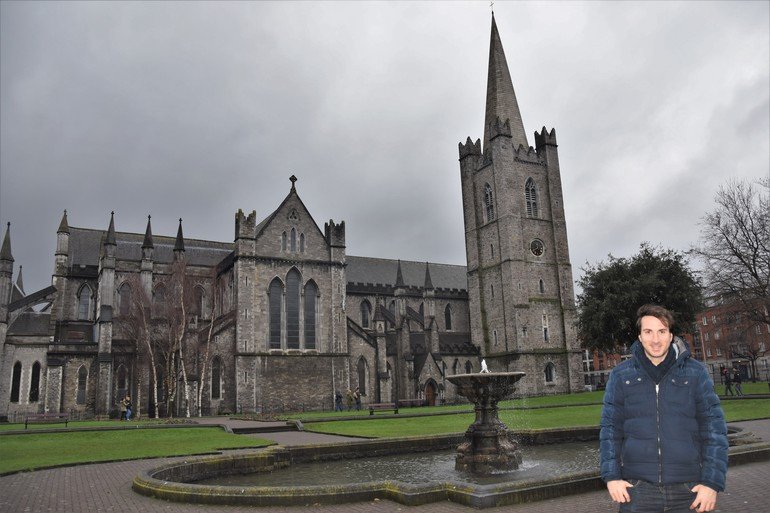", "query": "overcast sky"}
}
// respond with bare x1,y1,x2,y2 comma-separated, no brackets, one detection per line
1,1,768,298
